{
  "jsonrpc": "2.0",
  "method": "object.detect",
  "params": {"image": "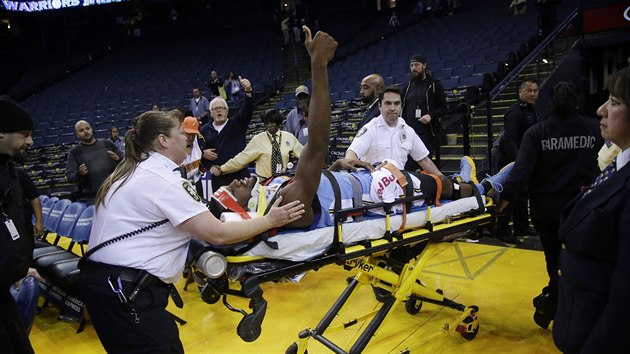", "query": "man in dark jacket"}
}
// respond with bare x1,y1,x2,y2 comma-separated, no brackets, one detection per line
200,76,254,192
497,79,540,243
358,74,385,129
0,96,35,354
401,54,447,167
